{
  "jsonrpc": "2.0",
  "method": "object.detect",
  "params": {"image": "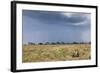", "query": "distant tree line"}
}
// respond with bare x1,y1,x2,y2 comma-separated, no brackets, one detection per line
27,41,91,45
